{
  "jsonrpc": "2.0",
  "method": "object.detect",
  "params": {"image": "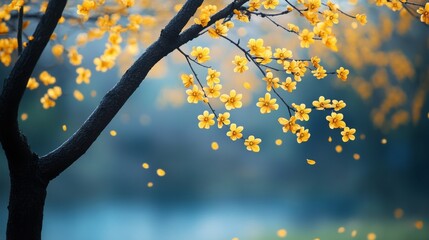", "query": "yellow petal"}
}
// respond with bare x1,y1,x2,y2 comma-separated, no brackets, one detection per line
307,159,316,165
